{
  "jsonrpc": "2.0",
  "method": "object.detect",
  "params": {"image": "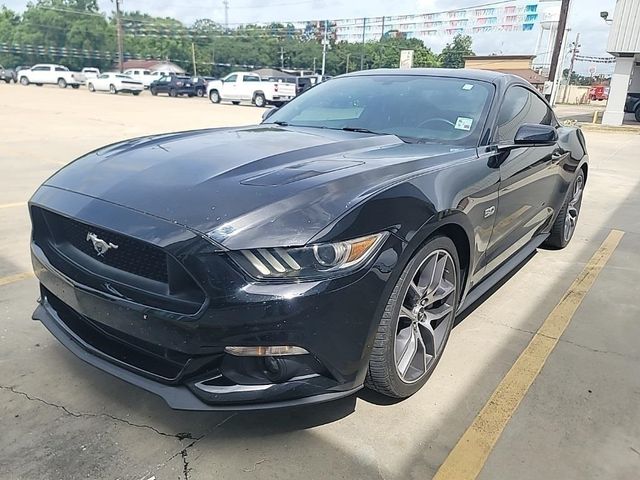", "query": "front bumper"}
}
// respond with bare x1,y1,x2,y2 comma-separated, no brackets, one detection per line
29,187,402,410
